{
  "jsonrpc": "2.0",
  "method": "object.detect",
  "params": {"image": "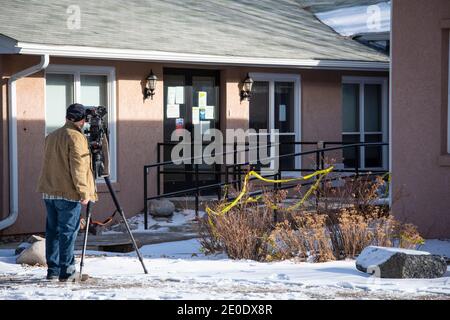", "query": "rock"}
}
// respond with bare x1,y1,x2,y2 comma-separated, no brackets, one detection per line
149,199,175,217
356,246,447,279
16,240,47,266
27,235,45,244
110,222,138,233
15,242,31,256
14,234,45,255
